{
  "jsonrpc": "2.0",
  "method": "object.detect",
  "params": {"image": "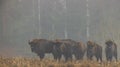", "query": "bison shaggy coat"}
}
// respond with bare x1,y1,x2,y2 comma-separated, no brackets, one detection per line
87,41,102,62
105,40,117,61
